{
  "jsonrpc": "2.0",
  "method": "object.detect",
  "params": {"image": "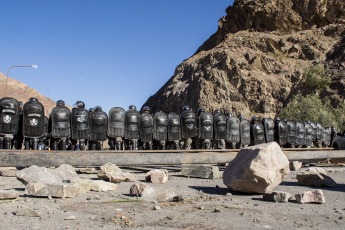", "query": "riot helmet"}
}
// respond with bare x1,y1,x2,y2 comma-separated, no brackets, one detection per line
226,113,232,118
282,118,287,123
75,101,85,108
95,106,102,112
238,114,245,120
89,107,95,113
305,120,311,124
142,106,150,113
251,116,258,123
129,105,137,110
56,100,65,107
29,97,38,102
182,106,190,111
274,117,280,122
197,107,205,115
214,109,221,115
